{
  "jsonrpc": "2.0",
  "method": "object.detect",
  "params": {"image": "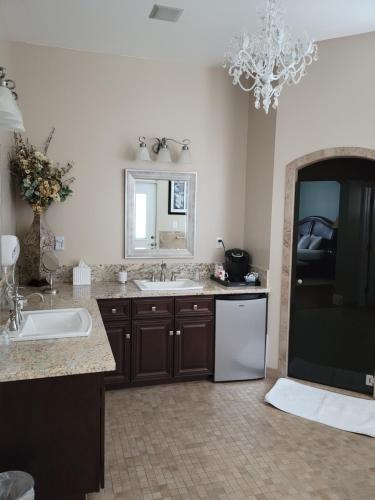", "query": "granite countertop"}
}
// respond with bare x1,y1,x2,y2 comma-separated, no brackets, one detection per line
0,280,269,384
0,289,115,384
89,279,269,299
